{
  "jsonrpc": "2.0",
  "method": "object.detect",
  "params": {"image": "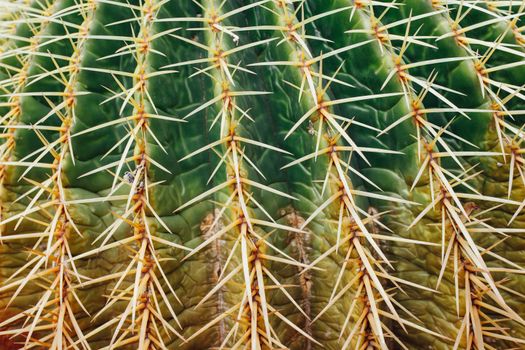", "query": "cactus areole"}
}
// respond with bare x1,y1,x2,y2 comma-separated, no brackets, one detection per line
1,0,525,349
